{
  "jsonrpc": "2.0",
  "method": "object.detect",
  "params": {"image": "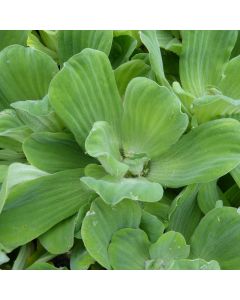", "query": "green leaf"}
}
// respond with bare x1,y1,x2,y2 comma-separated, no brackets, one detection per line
49,48,122,147
140,30,170,88
197,180,221,214
193,95,240,124
0,45,58,109
169,258,220,270
81,176,163,205
0,30,29,51
70,240,95,270
140,210,165,242
156,30,182,55
122,77,188,159
108,228,150,270
191,207,240,269
58,30,113,63
114,59,150,97
11,96,63,132
109,35,137,69
39,215,76,254
81,198,142,269
27,32,58,62
168,185,202,241
149,231,190,264
85,121,128,177
0,163,48,213
0,169,94,252
12,243,33,270
180,30,237,97
219,55,240,99
39,30,58,52
27,262,59,270
0,250,9,265
23,132,93,173
148,119,240,187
